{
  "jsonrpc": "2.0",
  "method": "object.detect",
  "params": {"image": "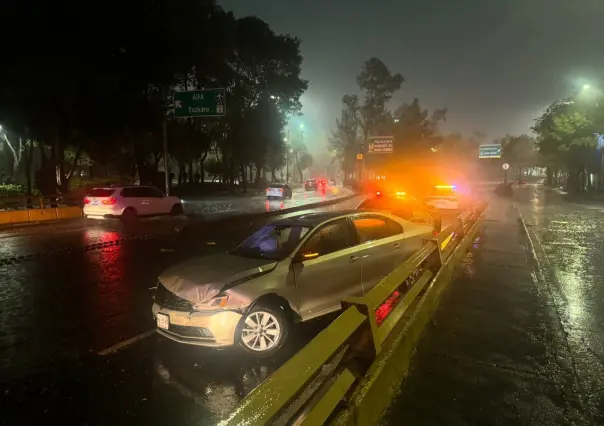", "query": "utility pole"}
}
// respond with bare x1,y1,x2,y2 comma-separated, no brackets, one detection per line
285,129,290,184
163,118,169,195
